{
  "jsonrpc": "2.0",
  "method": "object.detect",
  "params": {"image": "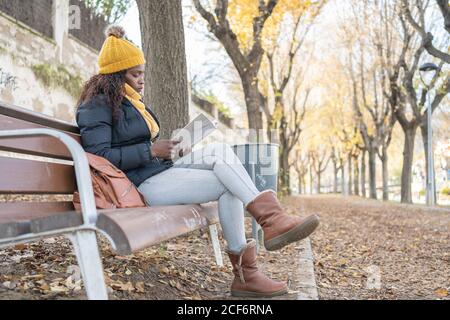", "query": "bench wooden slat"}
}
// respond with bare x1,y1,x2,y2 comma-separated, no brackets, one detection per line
96,203,219,255
0,114,80,160
30,211,83,235
0,203,219,254
0,202,75,222
0,157,76,194
0,102,79,134
0,202,77,240
0,221,31,239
